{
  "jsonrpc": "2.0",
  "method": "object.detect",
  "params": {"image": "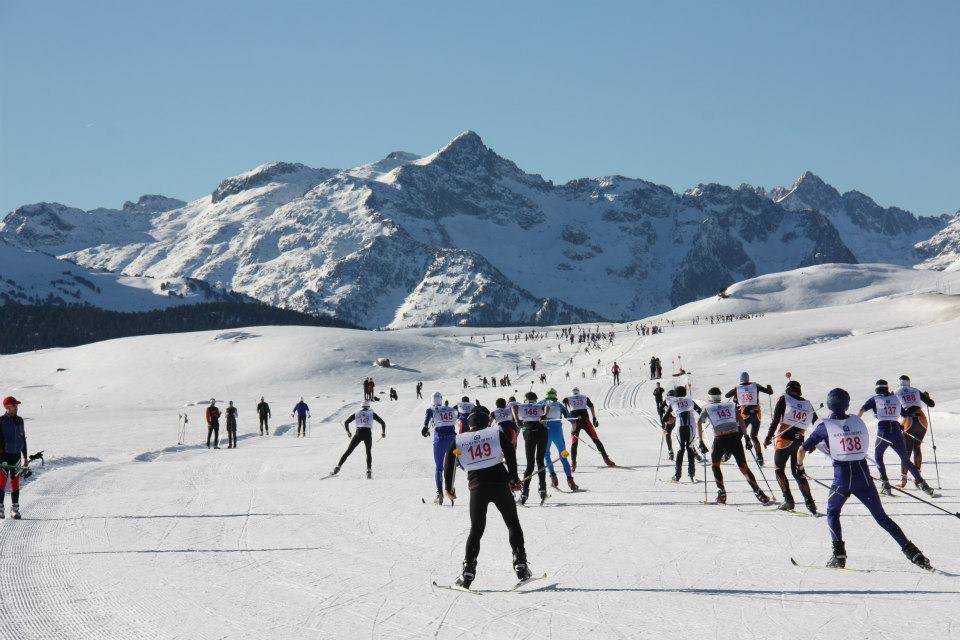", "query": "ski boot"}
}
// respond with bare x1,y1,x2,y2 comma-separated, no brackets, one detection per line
896,474,908,489
671,473,680,483
366,469,372,479
827,540,846,569
518,492,529,505
755,452,764,467
805,497,818,515
688,474,695,484
754,488,771,505
566,475,579,491
0,502,4,519
879,479,893,496
331,465,340,475
715,490,727,505
902,541,932,571
571,463,577,474
514,562,533,582
916,479,936,497
549,473,559,489
778,499,795,512
538,489,549,505
603,457,616,467
9,504,19,520
456,561,477,589
433,491,443,506
668,451,675,461
721,452,732,463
